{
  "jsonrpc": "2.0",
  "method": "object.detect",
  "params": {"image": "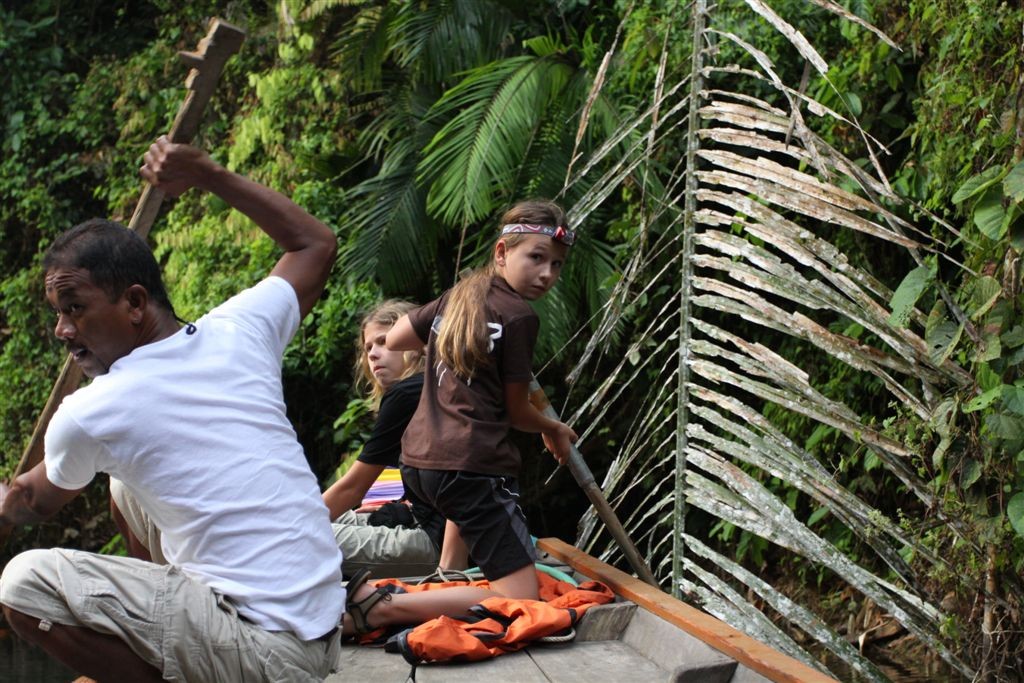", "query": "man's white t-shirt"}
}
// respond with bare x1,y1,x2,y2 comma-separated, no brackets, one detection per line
44,276,344,640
